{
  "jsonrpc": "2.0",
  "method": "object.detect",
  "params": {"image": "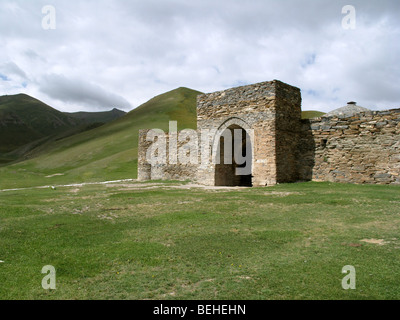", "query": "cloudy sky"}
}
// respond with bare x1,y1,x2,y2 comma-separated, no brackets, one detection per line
0,0,399,113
